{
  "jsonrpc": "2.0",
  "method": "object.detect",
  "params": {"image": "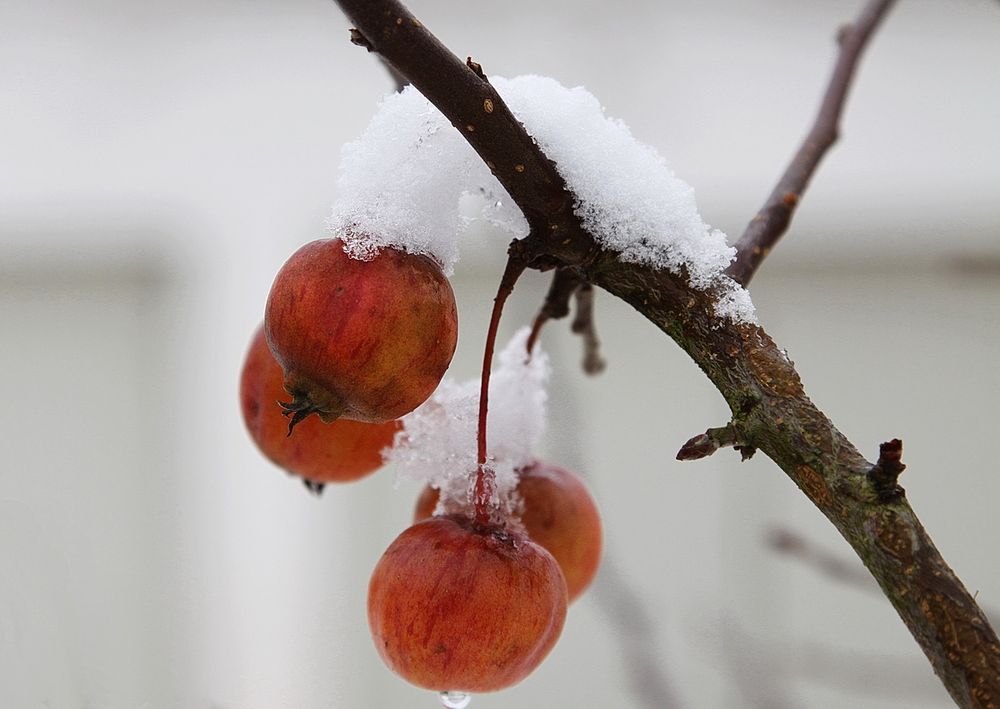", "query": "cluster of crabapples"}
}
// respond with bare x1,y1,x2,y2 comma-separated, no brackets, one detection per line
240,237,603,696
